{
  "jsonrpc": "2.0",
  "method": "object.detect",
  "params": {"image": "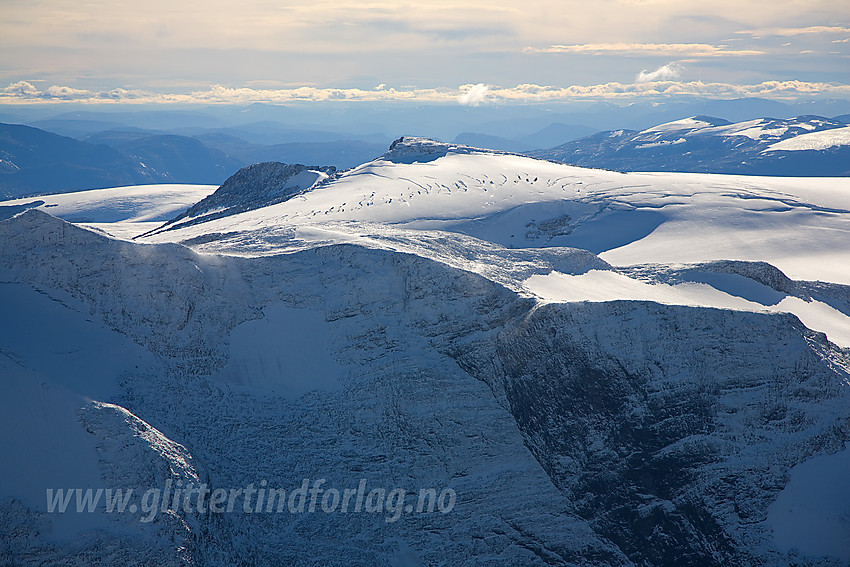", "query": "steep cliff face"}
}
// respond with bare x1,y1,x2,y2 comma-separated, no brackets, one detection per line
465,302,849,566
1,141,849,565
